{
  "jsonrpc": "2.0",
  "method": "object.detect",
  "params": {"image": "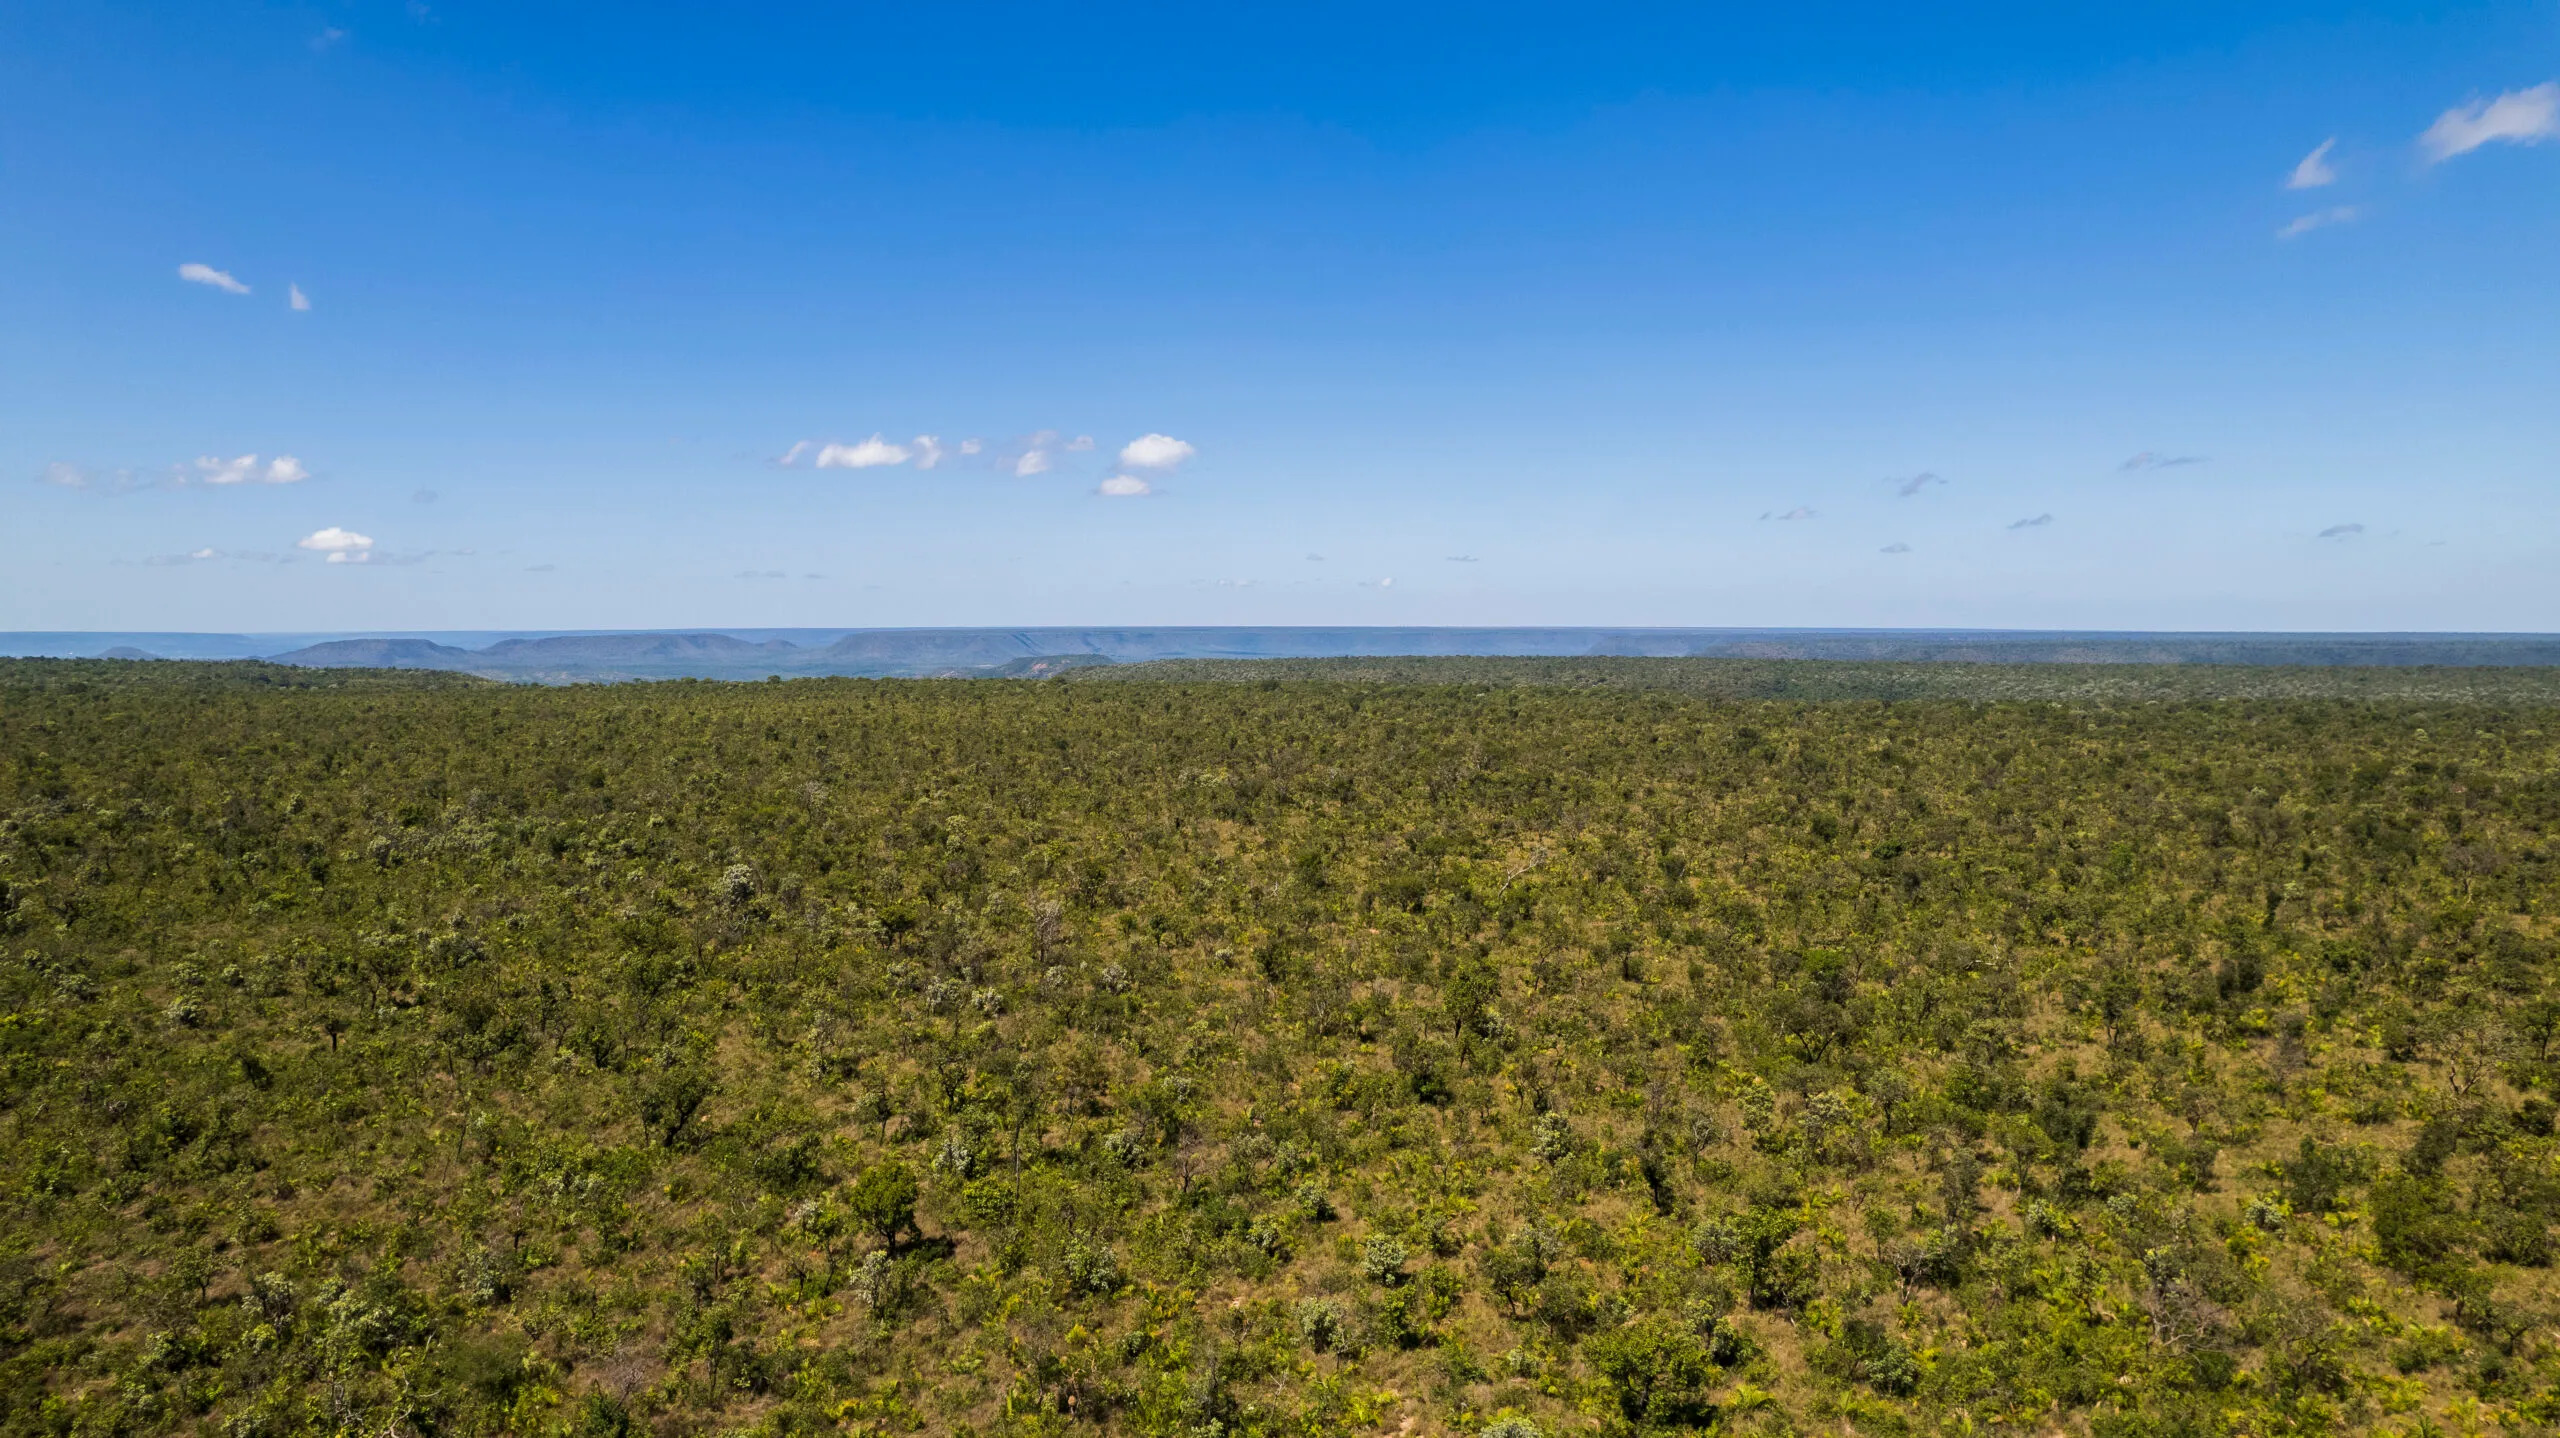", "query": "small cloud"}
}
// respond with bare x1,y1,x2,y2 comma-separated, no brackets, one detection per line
1118,433,1196,470
288,283,310,311
413,488,438,504
2278,205,2359,239
1890,471,1944,498
143,547,223,567
1306,553,1325,561
2318,522,2365,539
815,435,909,469
911,435,947,469
1015,449,1053,477
736,569,786,580
2420,82,2559,162
1760,506,1815,521
190,453,308,485
1445,554,1478,563
2008,513,2055,529
2286,138,2338,189
1066,435,1096,452
2120,452,2208,471
41,461,92,488
776,440,813,467
310,25,347,51
1097,474,1152,497
1880,542,1912,554
959,438,984,456
298,526,374,563
179,263,249,295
